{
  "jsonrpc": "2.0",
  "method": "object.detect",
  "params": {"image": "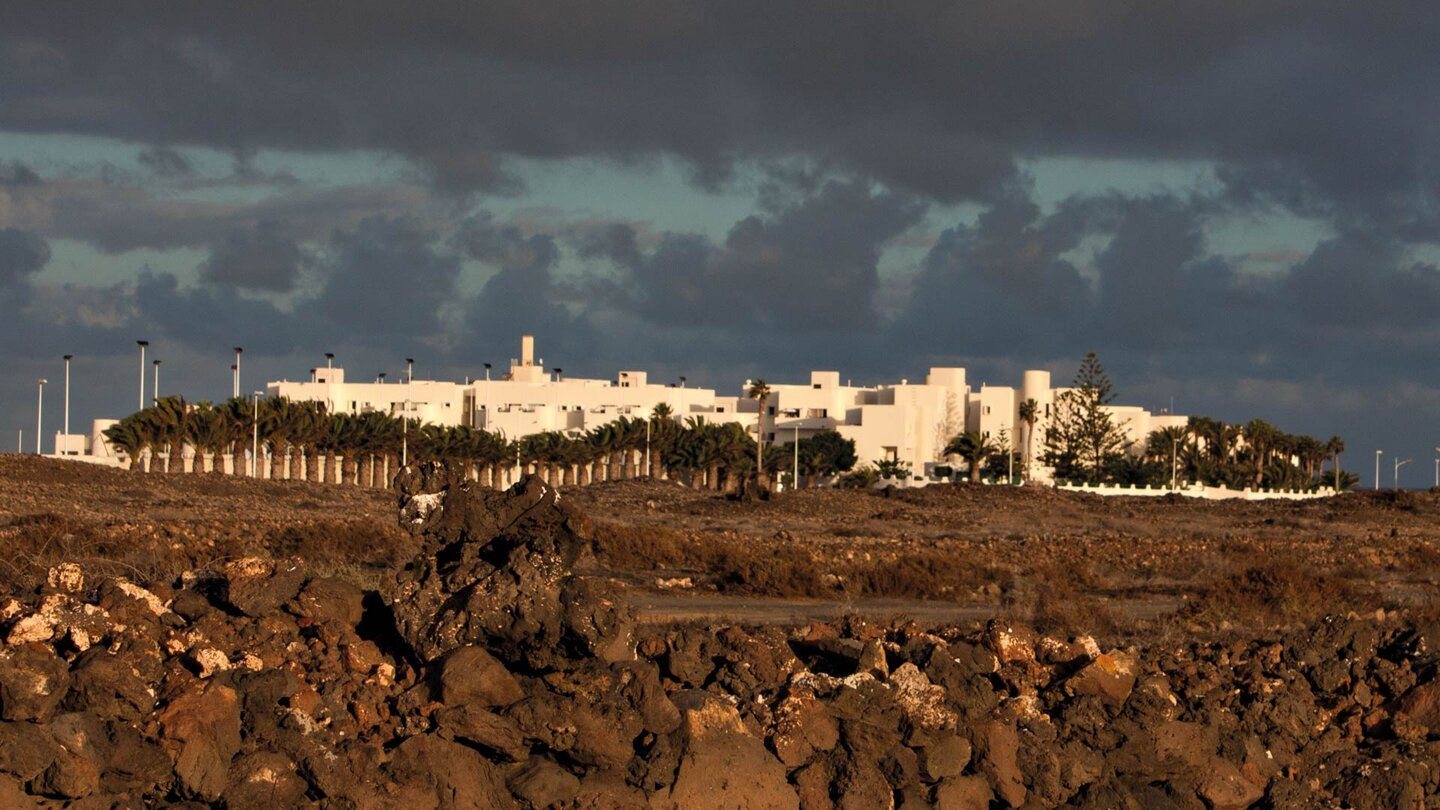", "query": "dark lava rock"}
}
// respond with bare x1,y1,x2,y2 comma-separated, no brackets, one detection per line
385,470,634,670
0,645,70,721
